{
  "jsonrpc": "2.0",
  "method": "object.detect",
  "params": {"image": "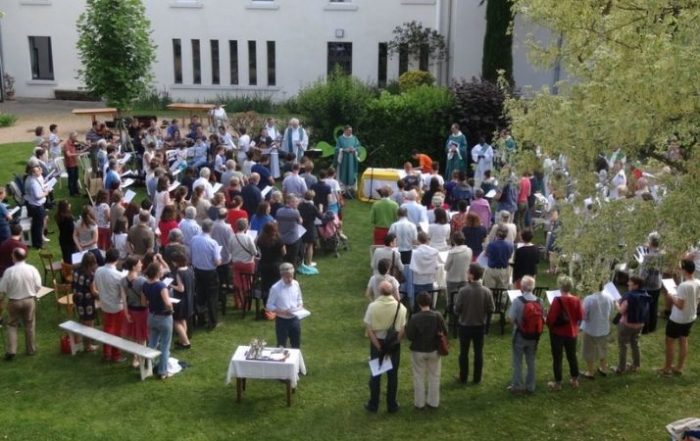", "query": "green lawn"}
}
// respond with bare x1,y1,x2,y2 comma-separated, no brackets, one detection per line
0,142,697,441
